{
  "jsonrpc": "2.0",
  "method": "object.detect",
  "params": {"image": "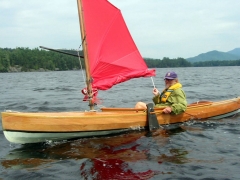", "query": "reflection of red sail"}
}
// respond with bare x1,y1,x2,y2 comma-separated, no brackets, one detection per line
81,0,155,90
80,158,156,179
